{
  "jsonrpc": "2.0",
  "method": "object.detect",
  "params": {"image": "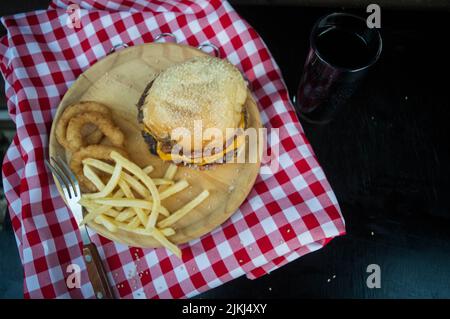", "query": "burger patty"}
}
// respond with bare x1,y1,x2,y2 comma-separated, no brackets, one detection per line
137,79,159,155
